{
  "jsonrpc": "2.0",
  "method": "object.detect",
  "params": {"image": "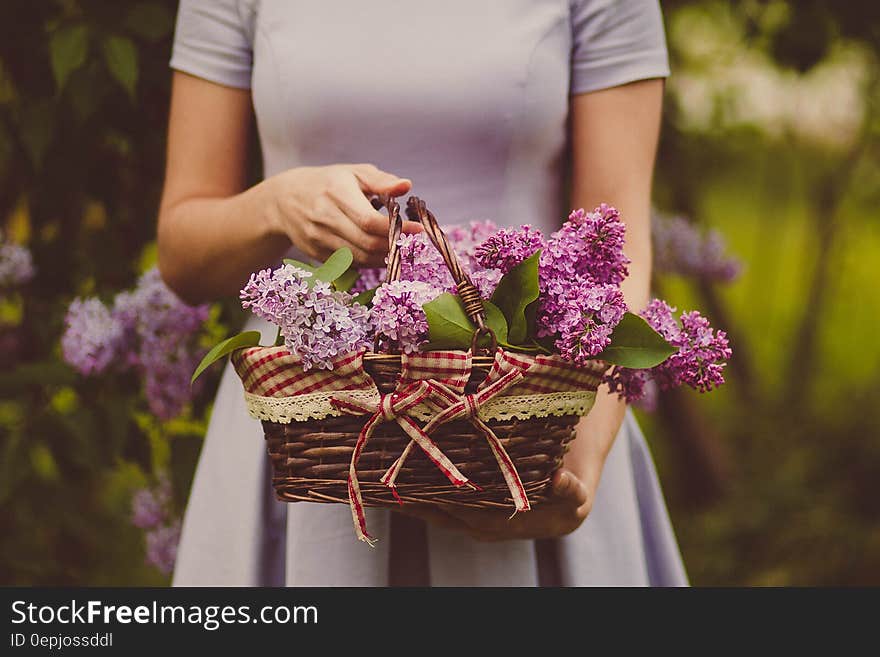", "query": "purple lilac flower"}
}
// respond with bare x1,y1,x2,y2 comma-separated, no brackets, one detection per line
474,225,546,274
659,309,732,393
61,298,125,375
640,298,680,342
552,284,627,366
131,477,172,529
114,269,210,420
541,205,630,288
604,367,650,405
145,521,181,576
351,267,385,294
470,268,503,299
537,206,630,340
449,220,500,270
652,212,742,283
370,280,442,353
396,232,457,292
0,239,35,288
240,264,372,370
